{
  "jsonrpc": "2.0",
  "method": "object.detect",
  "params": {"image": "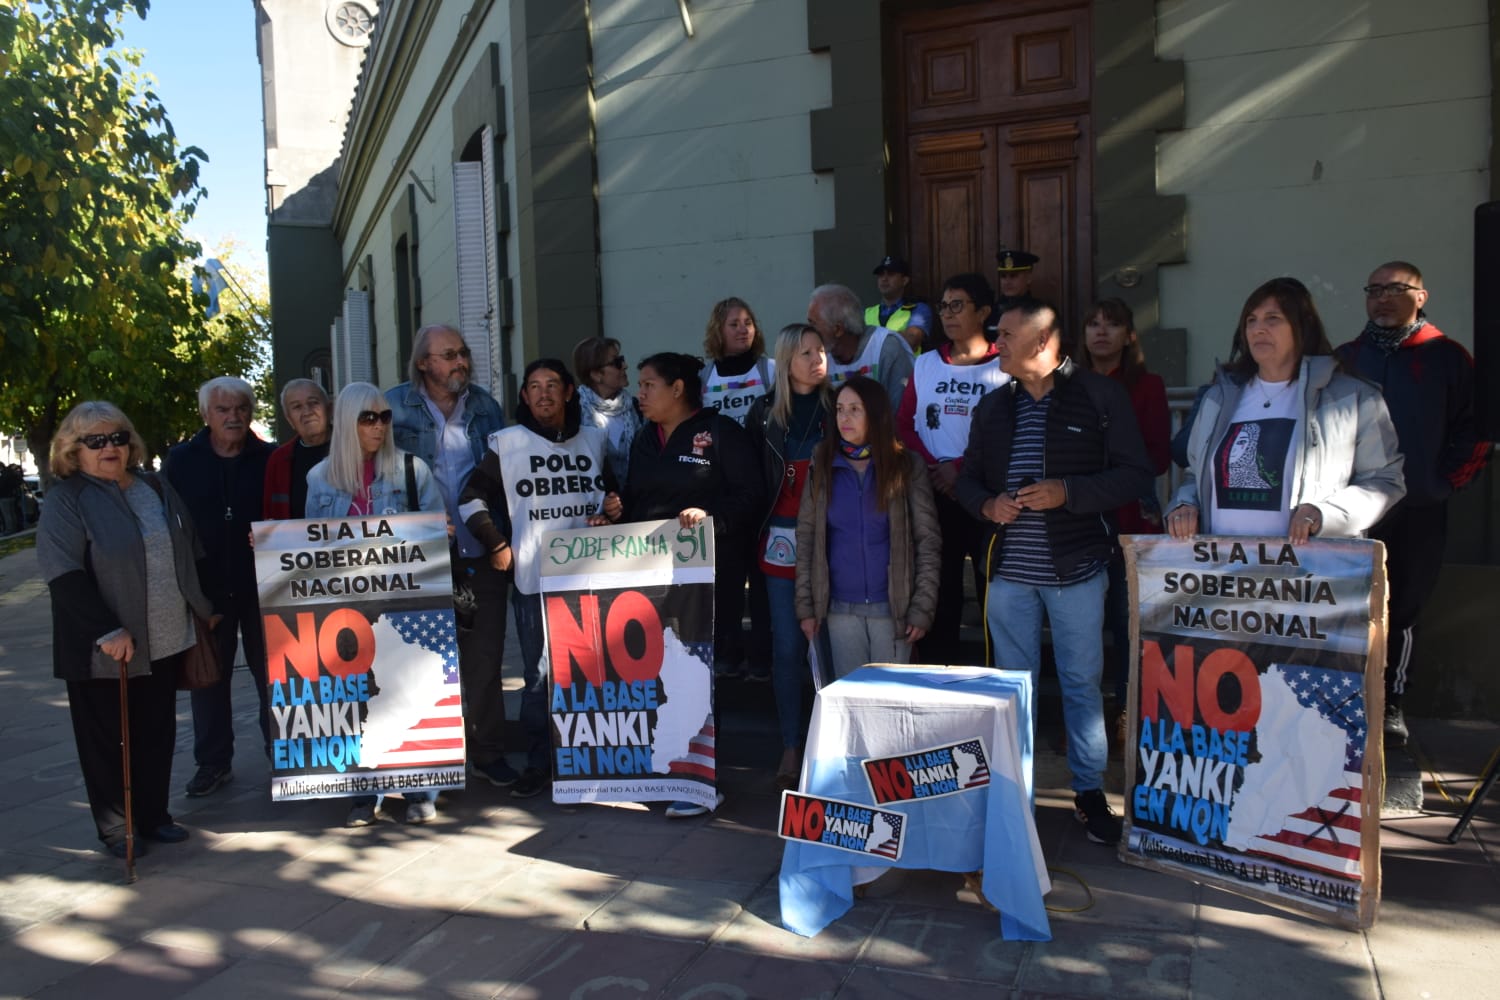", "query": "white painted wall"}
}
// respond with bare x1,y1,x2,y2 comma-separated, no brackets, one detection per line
592,0,832,360
337,3,517,388
1156,0,1490,385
